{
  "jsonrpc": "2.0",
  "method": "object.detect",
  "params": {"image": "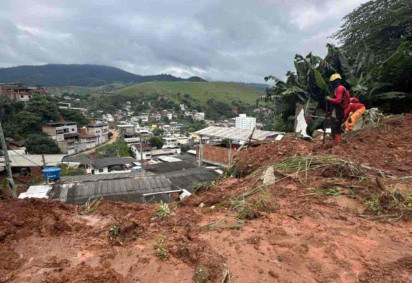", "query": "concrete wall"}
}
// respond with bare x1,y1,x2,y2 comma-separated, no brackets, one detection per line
93,167,109,174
